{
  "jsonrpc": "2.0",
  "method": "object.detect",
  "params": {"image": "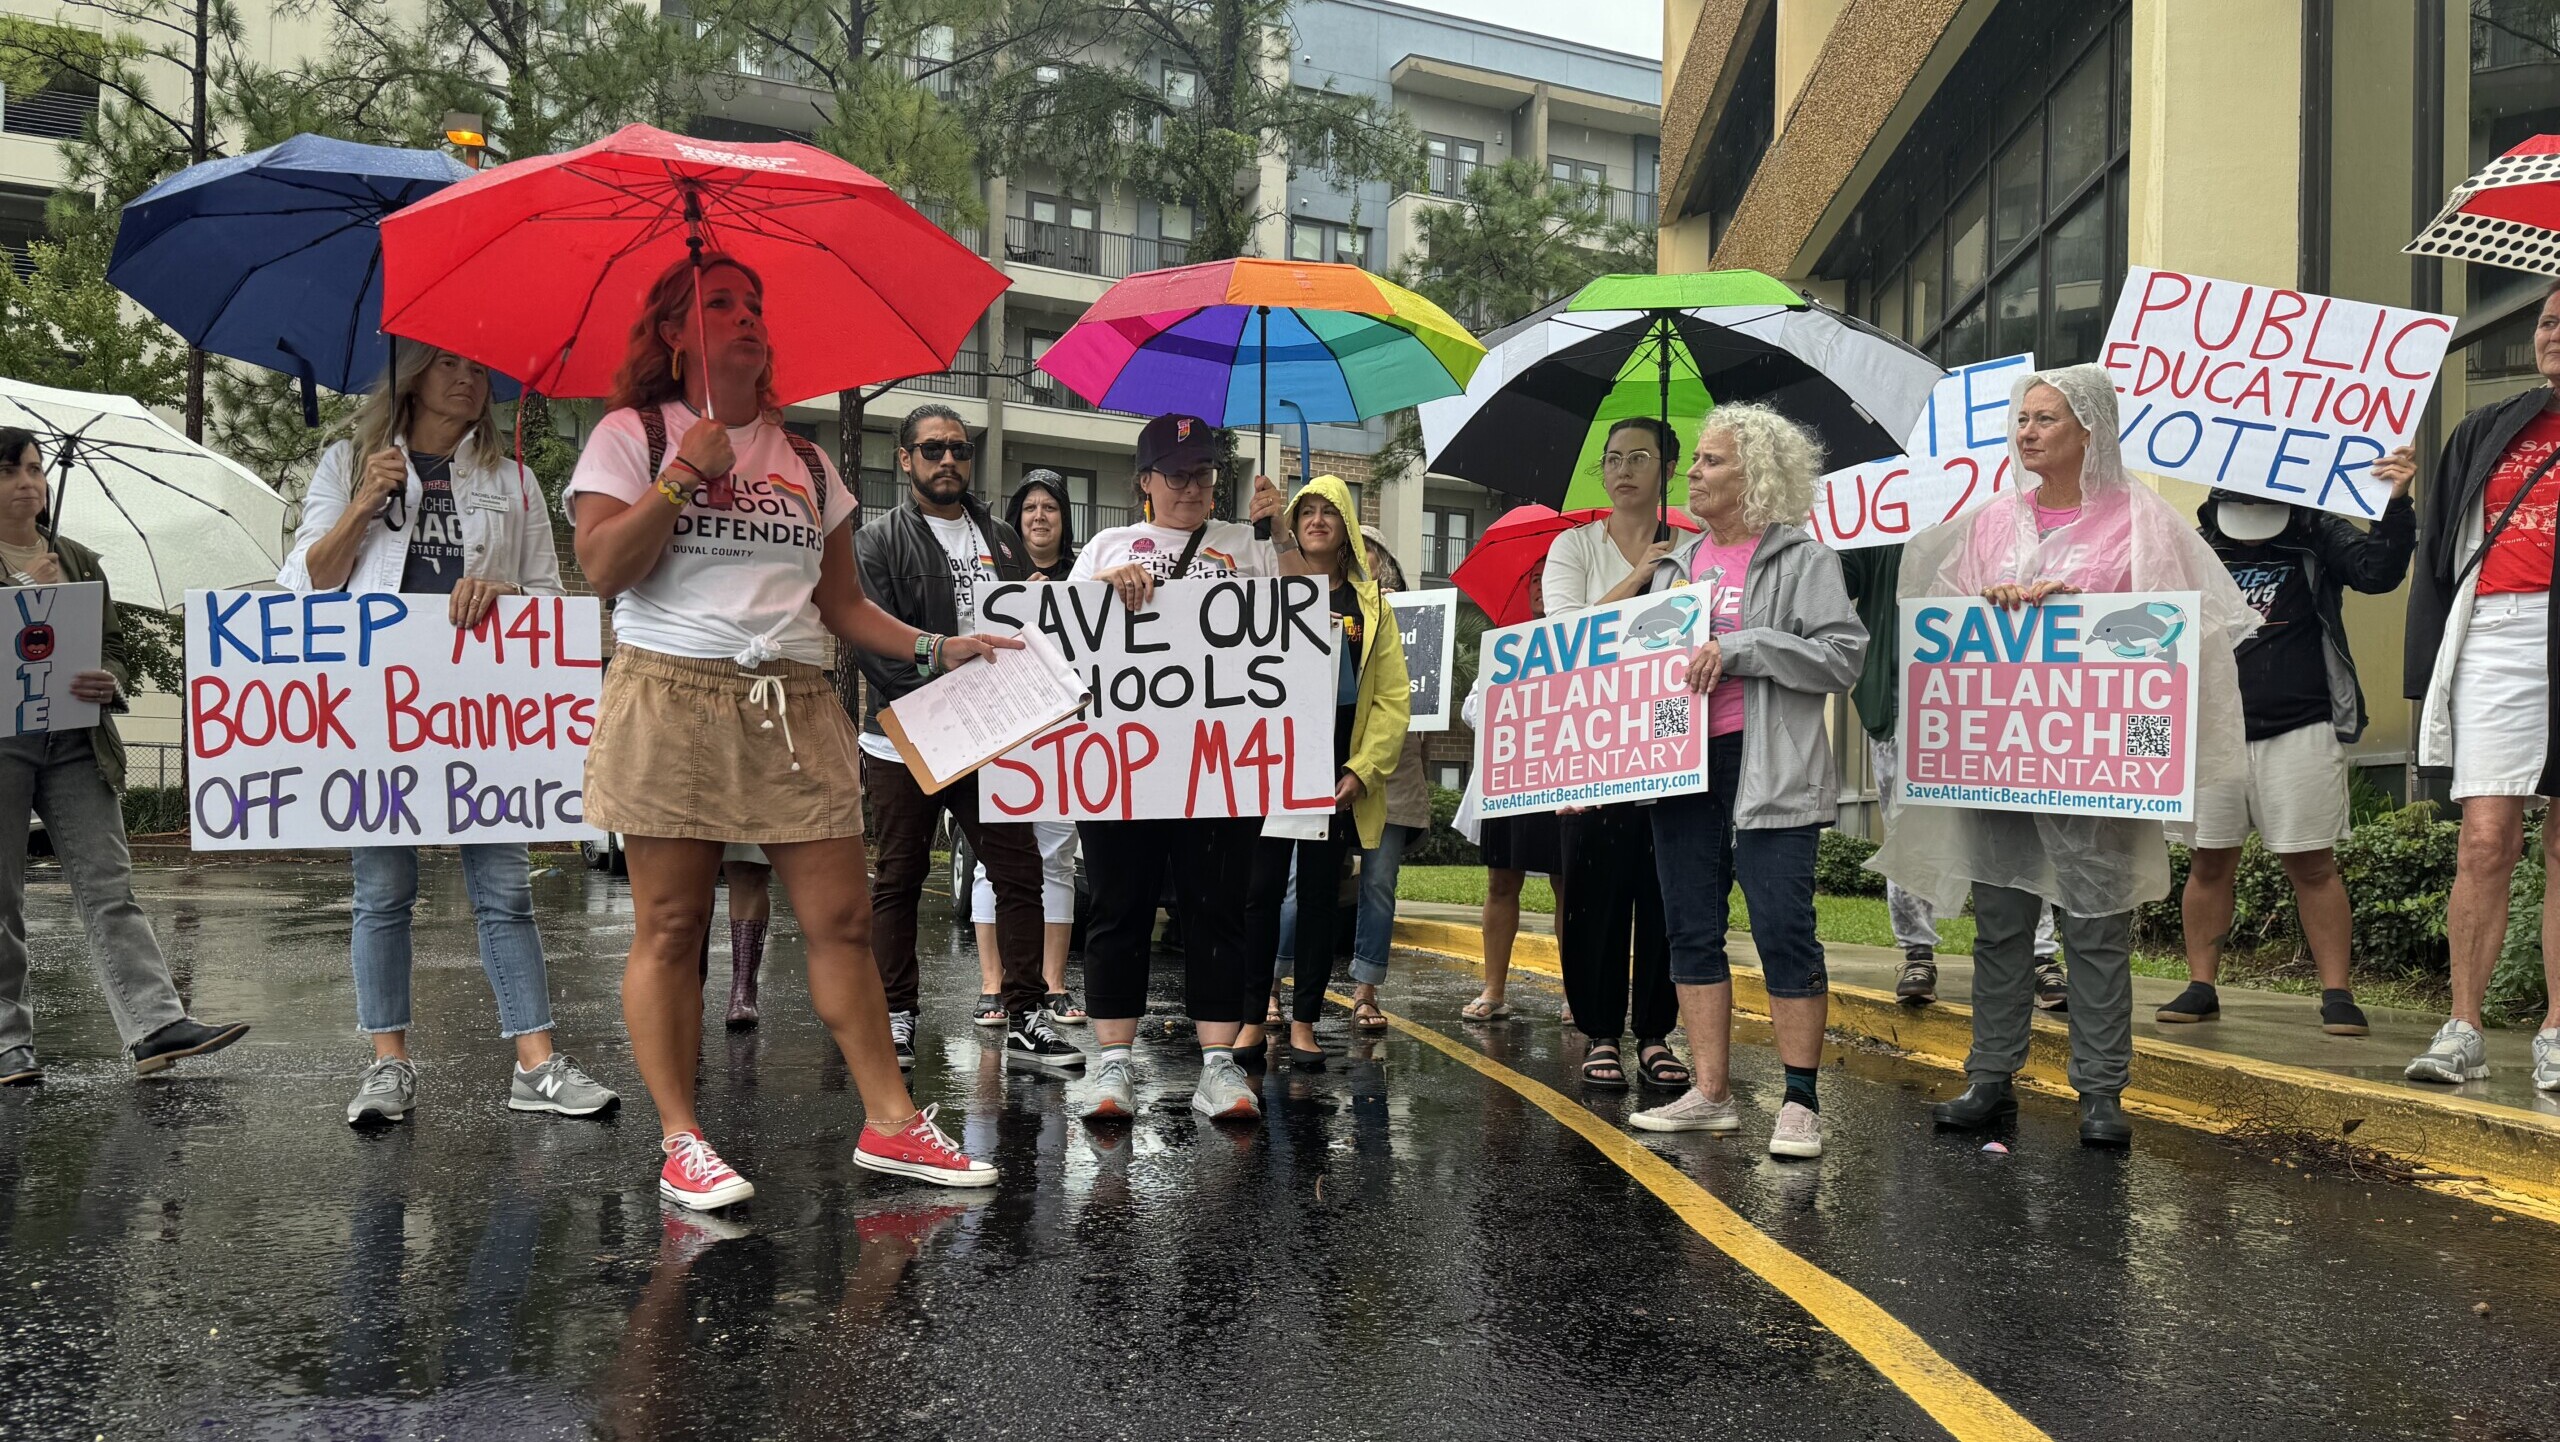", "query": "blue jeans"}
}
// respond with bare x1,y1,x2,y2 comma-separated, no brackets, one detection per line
1651,734,1828,999
1277,823,1417,988
350,845,553,1037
